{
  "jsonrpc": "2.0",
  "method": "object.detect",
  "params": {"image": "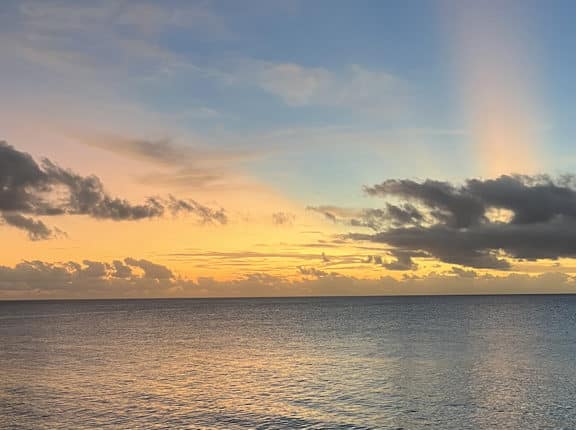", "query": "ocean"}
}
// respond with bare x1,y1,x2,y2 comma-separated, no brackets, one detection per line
2,295,576,429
